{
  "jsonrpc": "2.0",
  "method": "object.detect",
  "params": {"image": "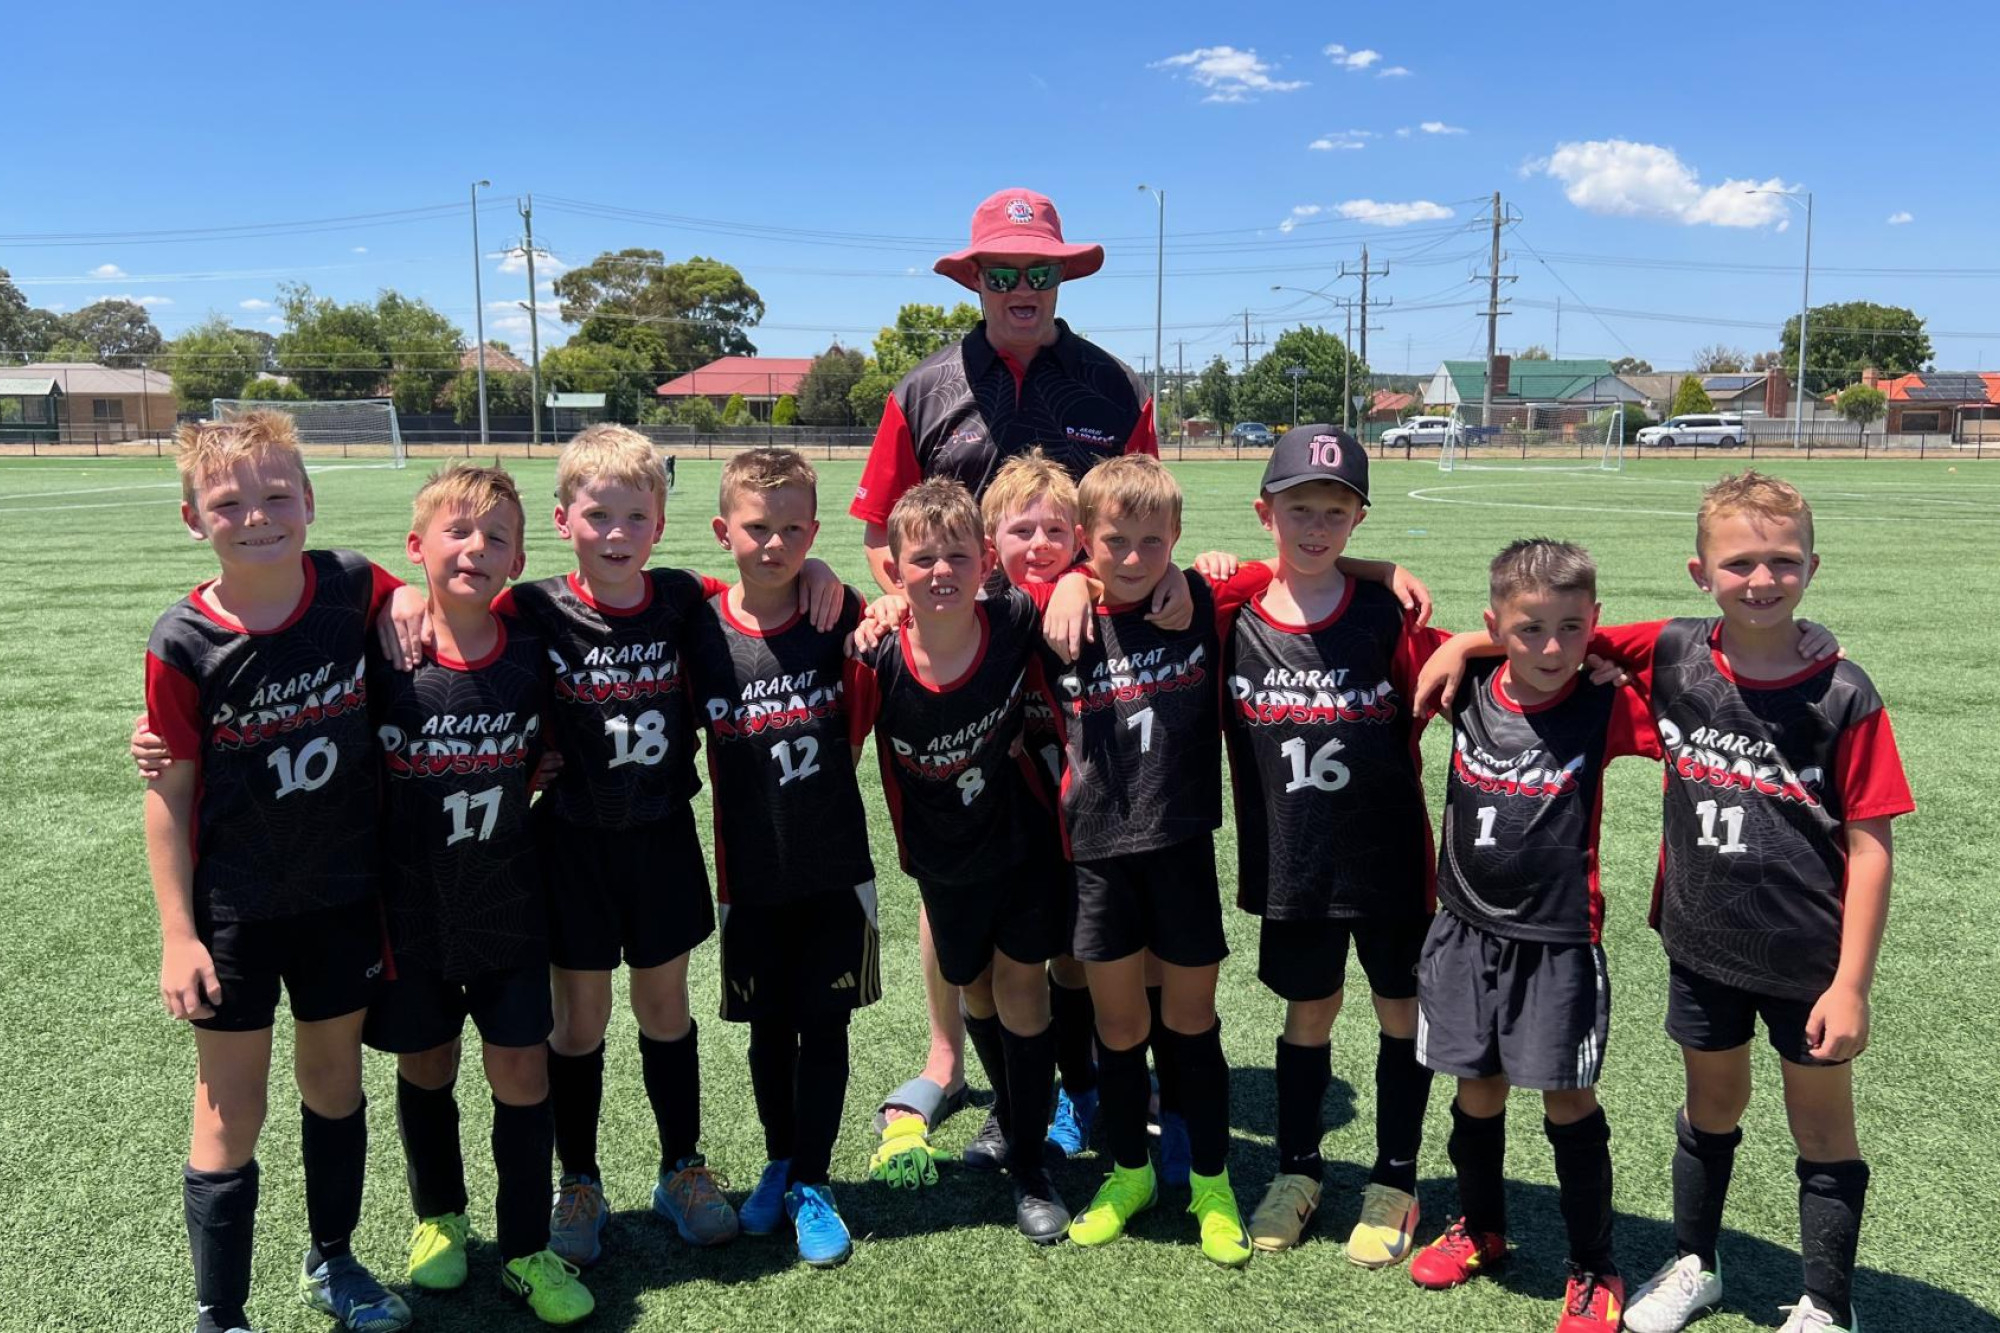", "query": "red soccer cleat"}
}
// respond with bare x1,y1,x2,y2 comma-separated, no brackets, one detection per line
1410,1218,1509,1290
1555,1267,1625,1330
